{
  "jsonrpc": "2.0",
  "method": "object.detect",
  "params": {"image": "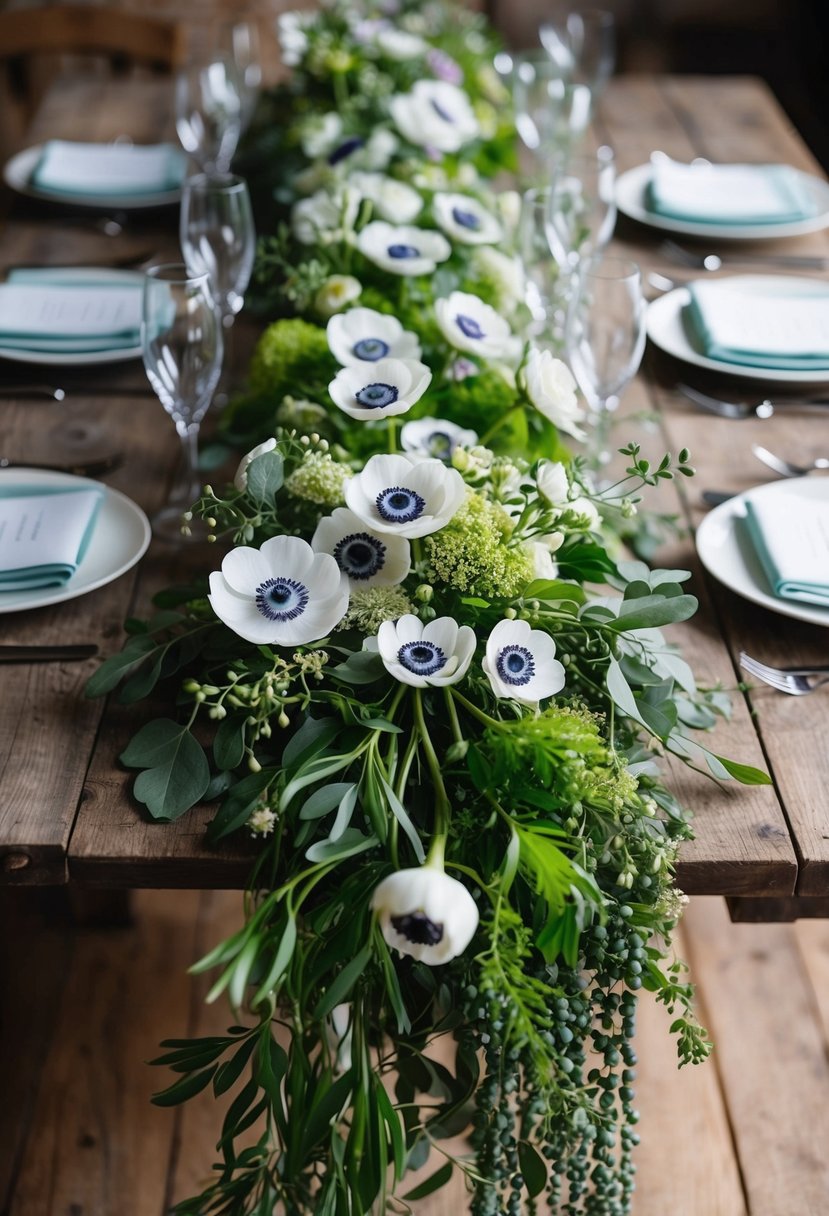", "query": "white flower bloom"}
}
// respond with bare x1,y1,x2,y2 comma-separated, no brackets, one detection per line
328,356,431,421
433,193,502,245
523,348,586,440
564,496,601,530
346,453,465,538
248,806,277,836
312,507,411,587
371,865,479,964
292,188,360,246
376,28,428,59
277,10,314,66
435,291,514,358
389,80,479,153
348,171,423,223
401,417,477,461
326,1003,353,1073
531,540,558,580
377,613,476,688
208,535,349,646
357,221,450,276
301,112,343,159
362,127,399,171
314,275,362,319
472,246,526,314
233,438,278,492
327,307,422,366
483,618,565,707
536,459,570,506
496,189,523,233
